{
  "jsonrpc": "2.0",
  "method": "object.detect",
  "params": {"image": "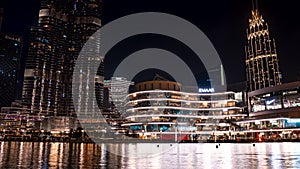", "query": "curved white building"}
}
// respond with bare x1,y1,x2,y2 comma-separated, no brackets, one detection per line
121,80,246,141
